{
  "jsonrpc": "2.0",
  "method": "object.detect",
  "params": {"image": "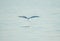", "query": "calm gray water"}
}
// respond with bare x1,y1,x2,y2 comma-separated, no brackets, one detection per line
0,0,60,41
